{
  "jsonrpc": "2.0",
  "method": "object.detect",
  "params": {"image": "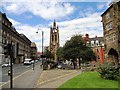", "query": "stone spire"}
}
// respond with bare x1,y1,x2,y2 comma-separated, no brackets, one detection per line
53,19,56,27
